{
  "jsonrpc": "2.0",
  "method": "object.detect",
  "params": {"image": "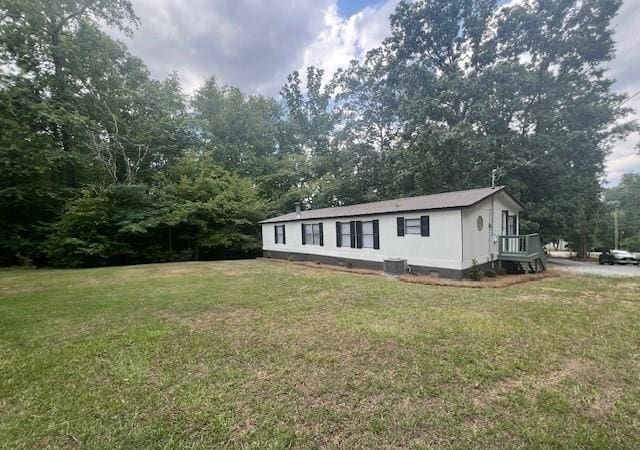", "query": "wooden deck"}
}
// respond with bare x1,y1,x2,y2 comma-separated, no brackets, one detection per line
498,233,547,272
